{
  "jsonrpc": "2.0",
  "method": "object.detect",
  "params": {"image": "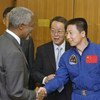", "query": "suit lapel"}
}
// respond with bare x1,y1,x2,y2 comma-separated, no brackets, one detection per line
47,42,56,71
4,33,29,69
47,41,70,71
